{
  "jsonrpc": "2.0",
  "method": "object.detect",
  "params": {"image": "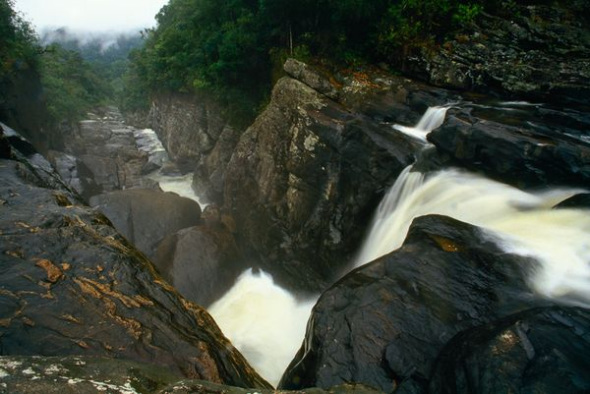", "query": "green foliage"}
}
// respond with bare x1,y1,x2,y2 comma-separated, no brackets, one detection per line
0,0,39,105
39,44,112,122
123,0,490,124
